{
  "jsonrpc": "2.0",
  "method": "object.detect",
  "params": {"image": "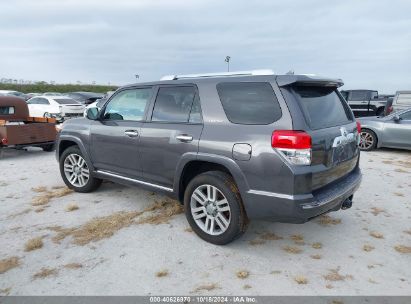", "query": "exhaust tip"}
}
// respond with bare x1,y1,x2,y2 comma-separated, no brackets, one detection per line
341,196,353,210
